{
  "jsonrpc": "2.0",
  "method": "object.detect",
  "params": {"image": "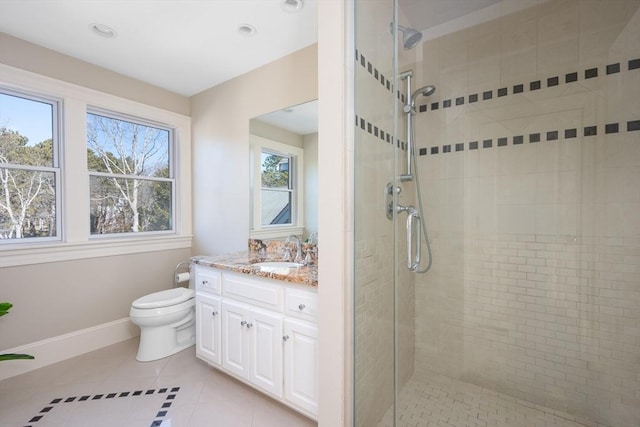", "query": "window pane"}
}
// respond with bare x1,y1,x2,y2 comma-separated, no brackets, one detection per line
261,152,290,189
0,168,56,239
0,93,54,167
90,176,172,234
87,113,169,176
261,189,291,225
